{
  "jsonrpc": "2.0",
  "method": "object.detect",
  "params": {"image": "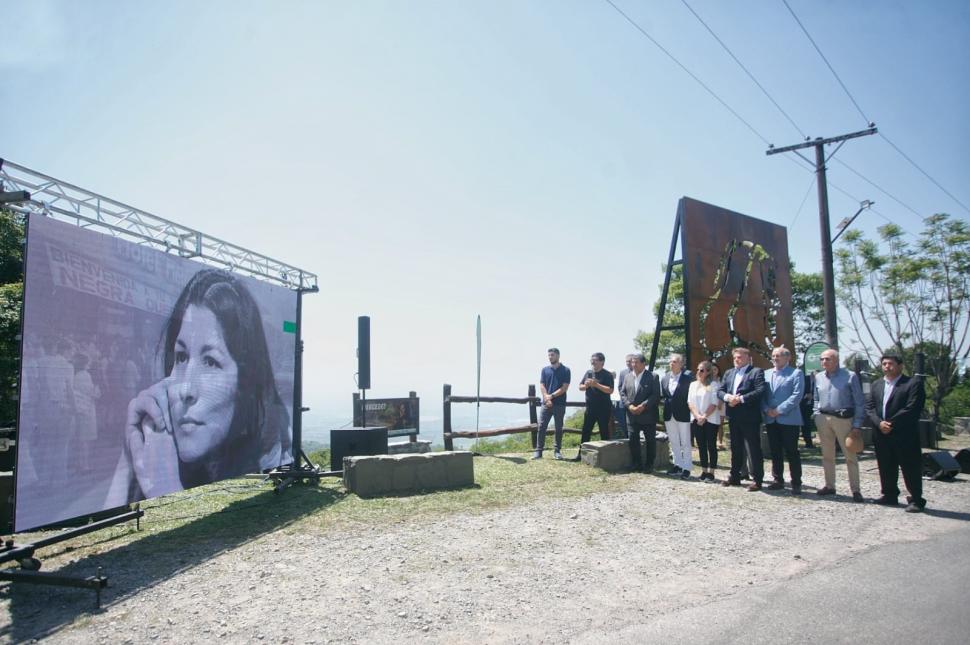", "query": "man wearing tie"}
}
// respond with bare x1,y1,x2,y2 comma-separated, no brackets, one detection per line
718,347,767,491
866,353,927,512
761,347,804,494
620,353,661,472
